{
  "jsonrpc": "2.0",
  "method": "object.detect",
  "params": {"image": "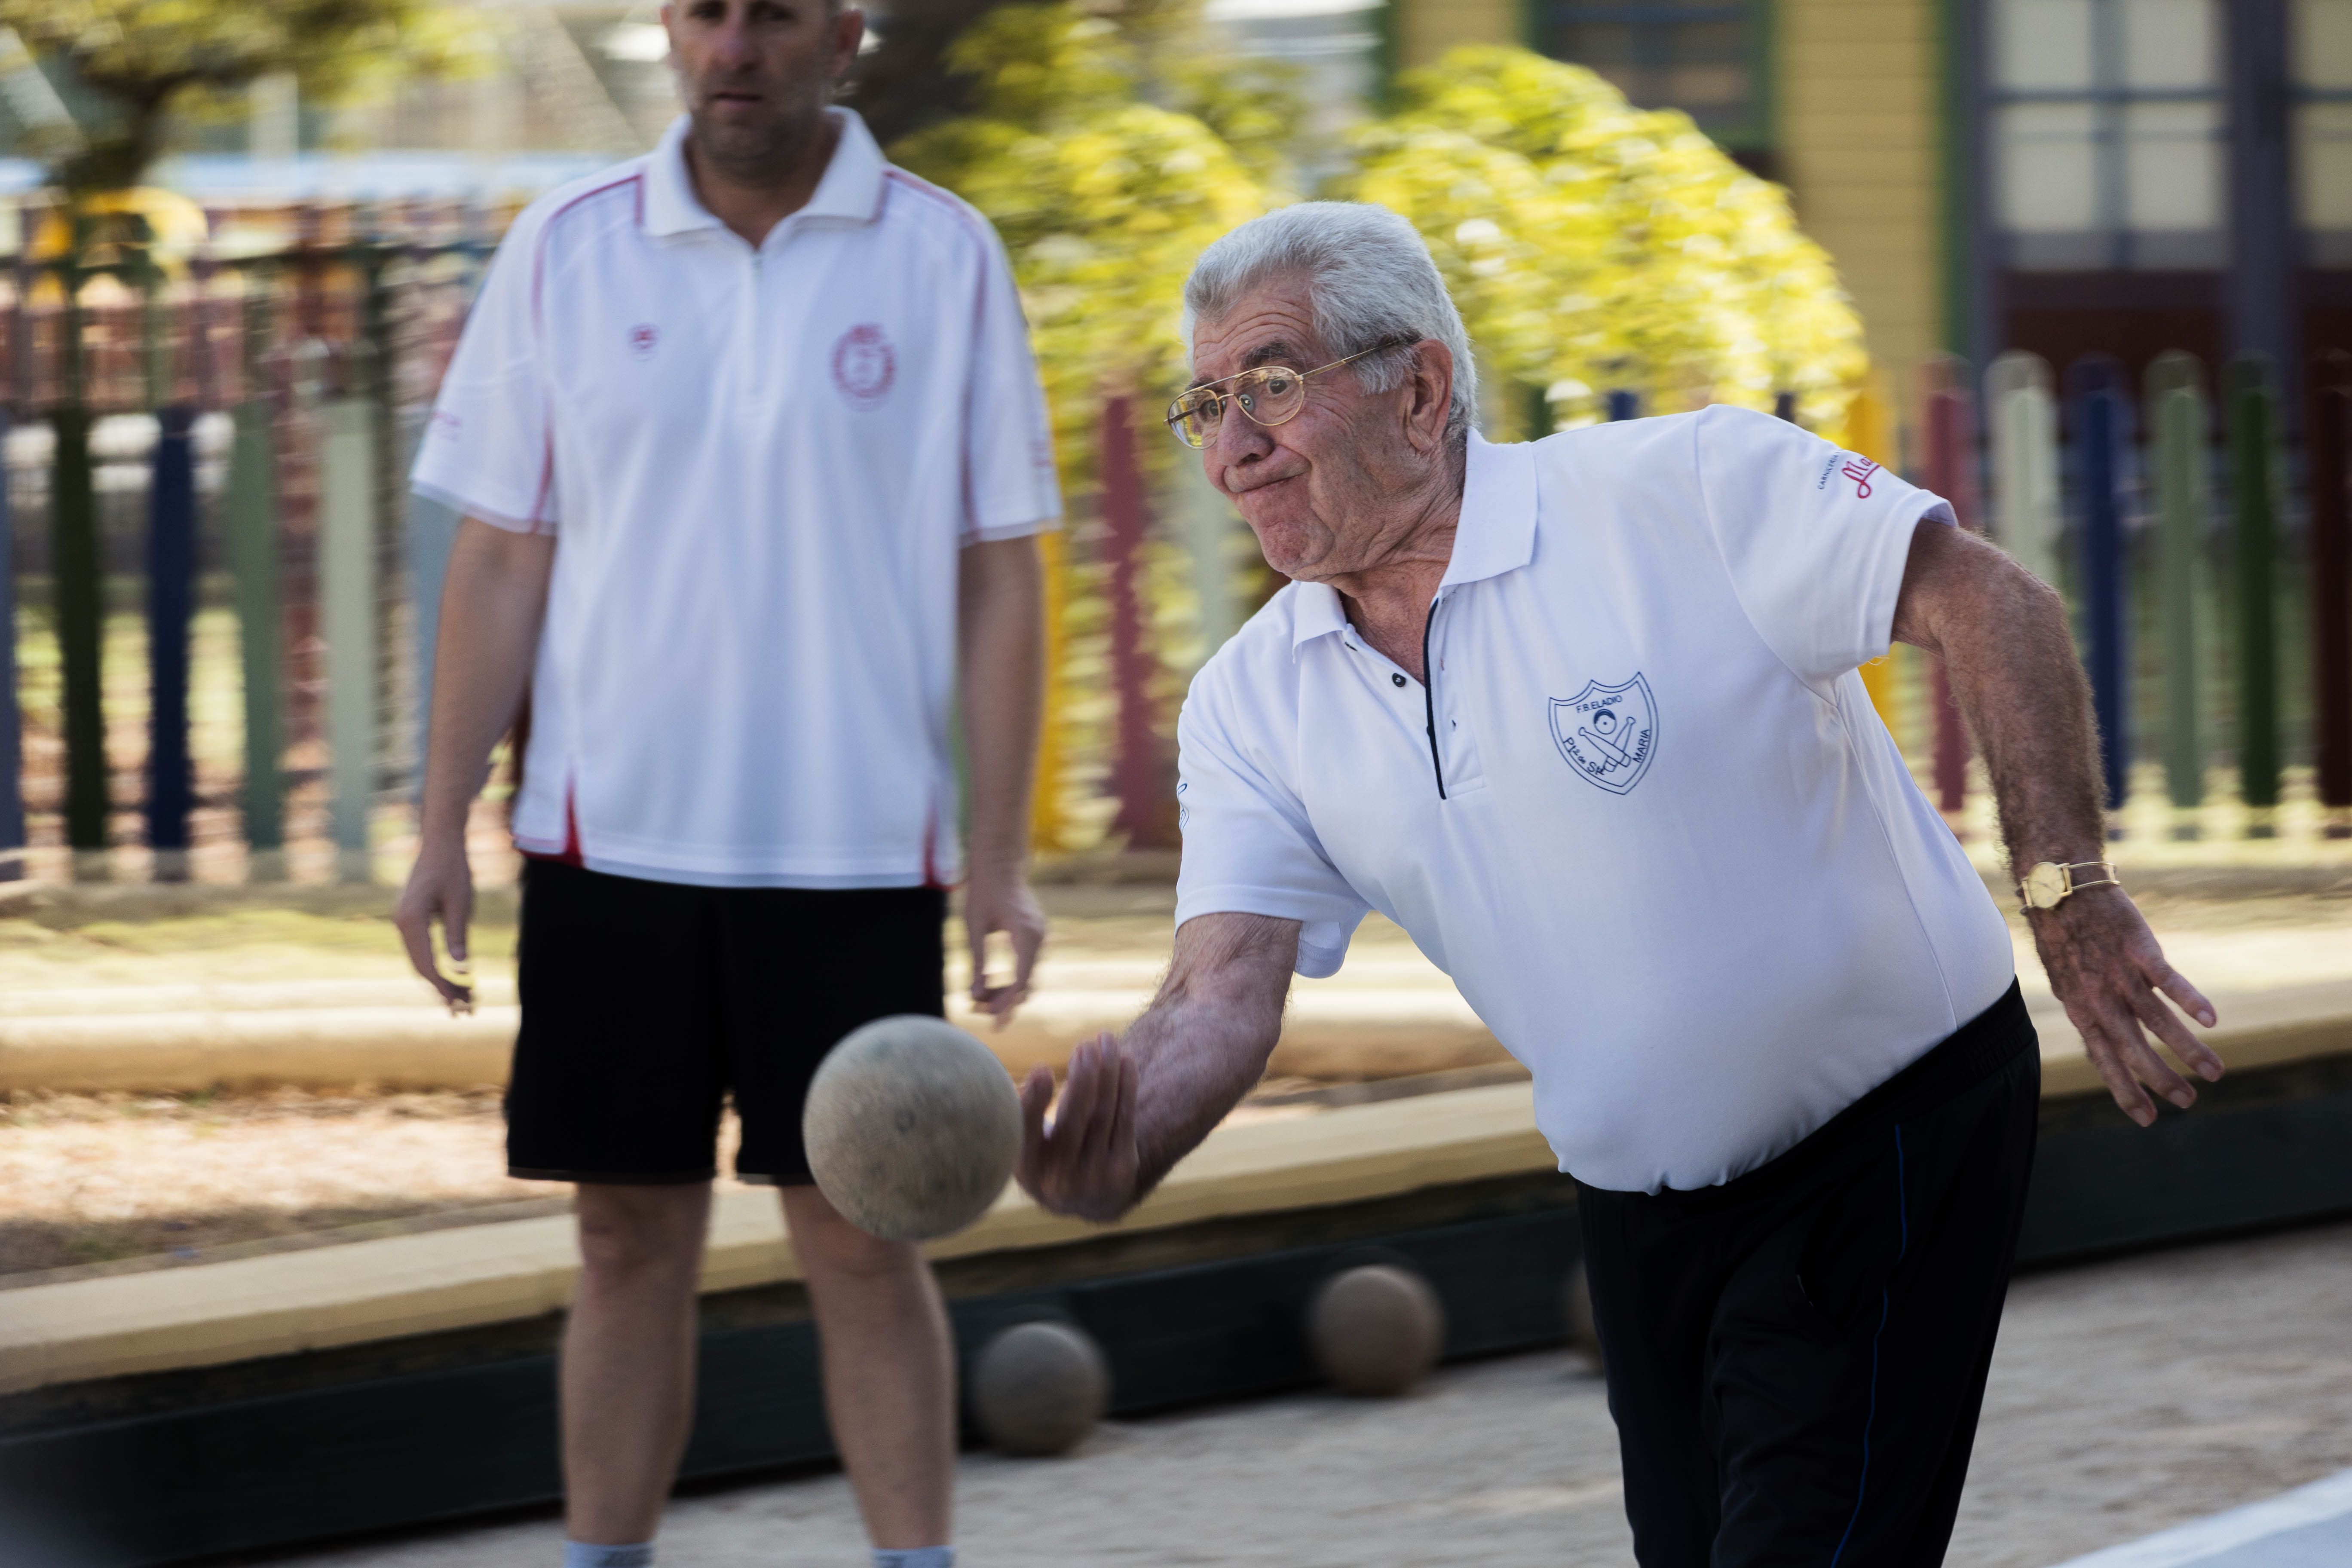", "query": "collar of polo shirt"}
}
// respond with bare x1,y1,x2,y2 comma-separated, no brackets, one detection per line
640,107,889,239
1287,431,1542,655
